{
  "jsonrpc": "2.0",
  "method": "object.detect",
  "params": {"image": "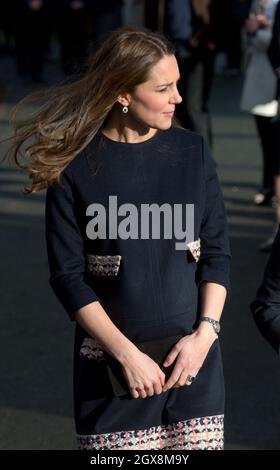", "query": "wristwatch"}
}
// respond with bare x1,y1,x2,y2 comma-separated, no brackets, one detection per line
199,316,221,334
